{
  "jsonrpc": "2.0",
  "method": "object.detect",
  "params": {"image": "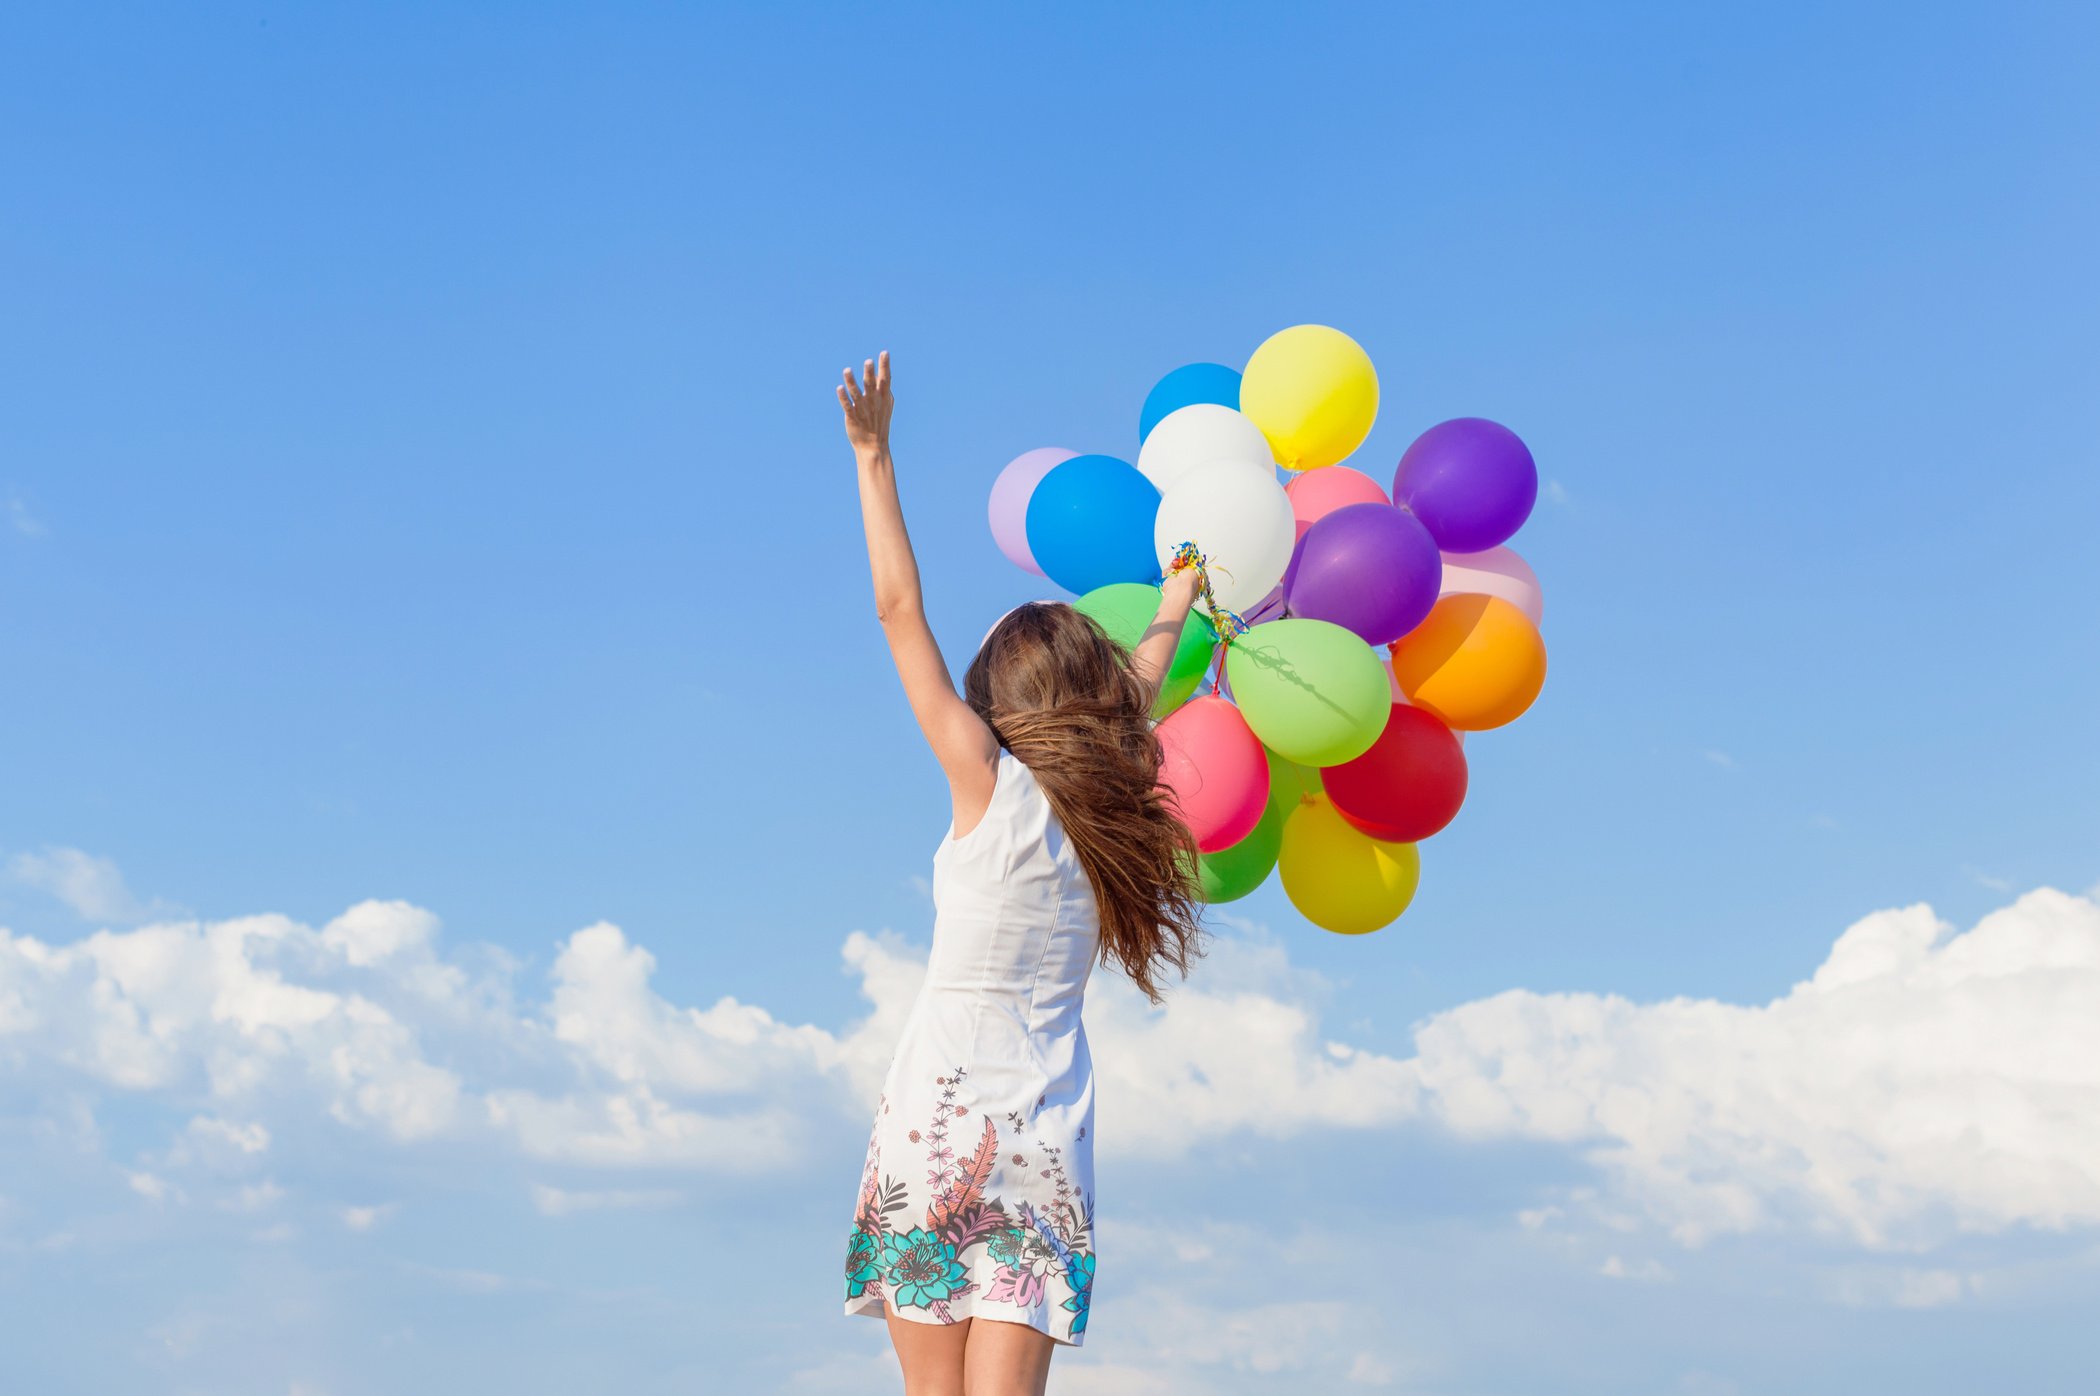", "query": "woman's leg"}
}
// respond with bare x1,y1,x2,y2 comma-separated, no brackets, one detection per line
885,1310,971,1396
962,1317,1055,1396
